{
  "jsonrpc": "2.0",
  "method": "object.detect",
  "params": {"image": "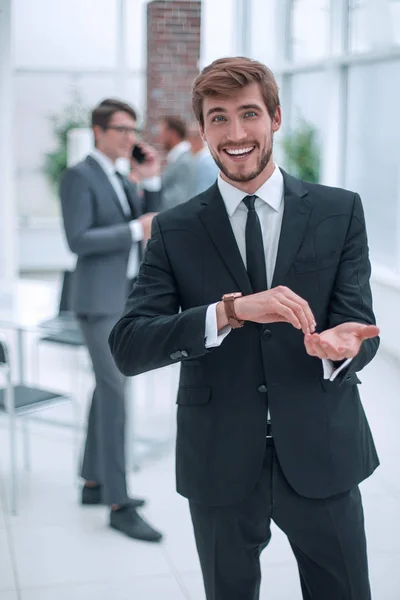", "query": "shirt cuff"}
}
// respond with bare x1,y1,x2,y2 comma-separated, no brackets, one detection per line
141,176,162,192
129,219,144,242
322,358,353,382
205,302,231,348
